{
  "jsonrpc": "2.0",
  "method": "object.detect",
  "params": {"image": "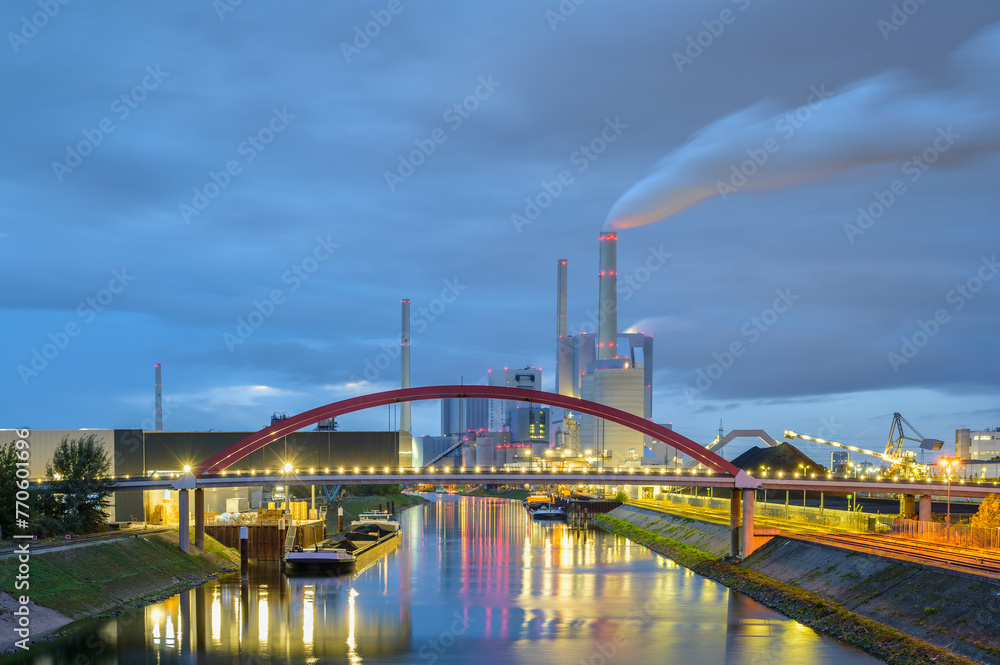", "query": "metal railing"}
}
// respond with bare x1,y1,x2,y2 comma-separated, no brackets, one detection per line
892,518,1000,550
644,493,887,533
